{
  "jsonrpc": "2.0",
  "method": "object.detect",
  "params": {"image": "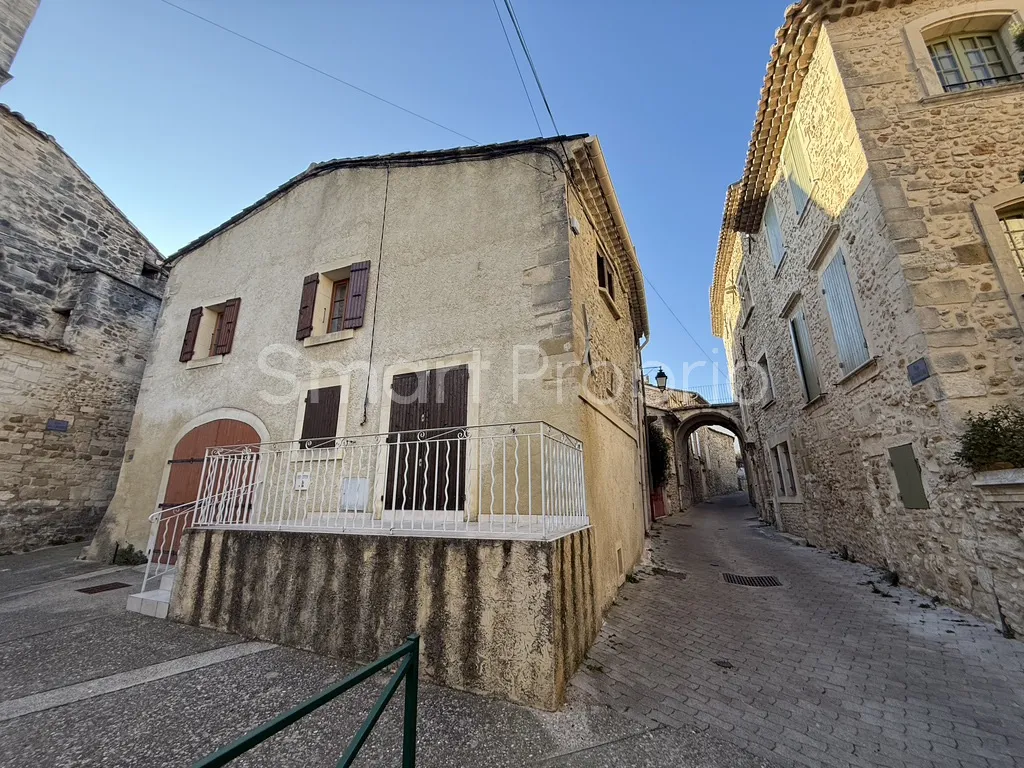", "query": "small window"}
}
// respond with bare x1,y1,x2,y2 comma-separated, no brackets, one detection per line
783,115,814,217
757,353,774,404
789,308,822,402
596,251,616,301
296,261,370,341
764,196,786,267
928,33,1021,92
1000,206,1024,278
299,385,342,449
889,443,930,509
769,441,798,497
821,248,870,373
179,298,240,363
